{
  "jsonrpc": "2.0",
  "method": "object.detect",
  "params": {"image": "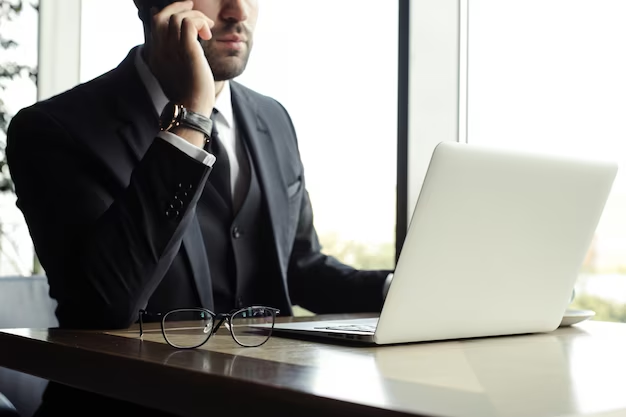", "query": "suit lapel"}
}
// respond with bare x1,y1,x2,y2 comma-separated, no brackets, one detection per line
109,47,215,309
230,83,289,274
